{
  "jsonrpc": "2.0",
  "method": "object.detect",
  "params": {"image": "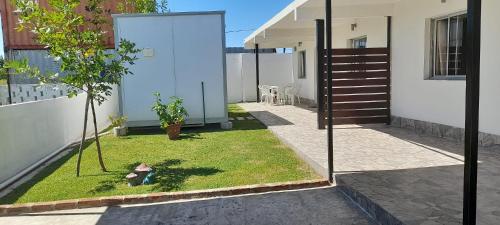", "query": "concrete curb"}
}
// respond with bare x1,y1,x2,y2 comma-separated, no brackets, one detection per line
336,177,404,225
0,179,329,217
